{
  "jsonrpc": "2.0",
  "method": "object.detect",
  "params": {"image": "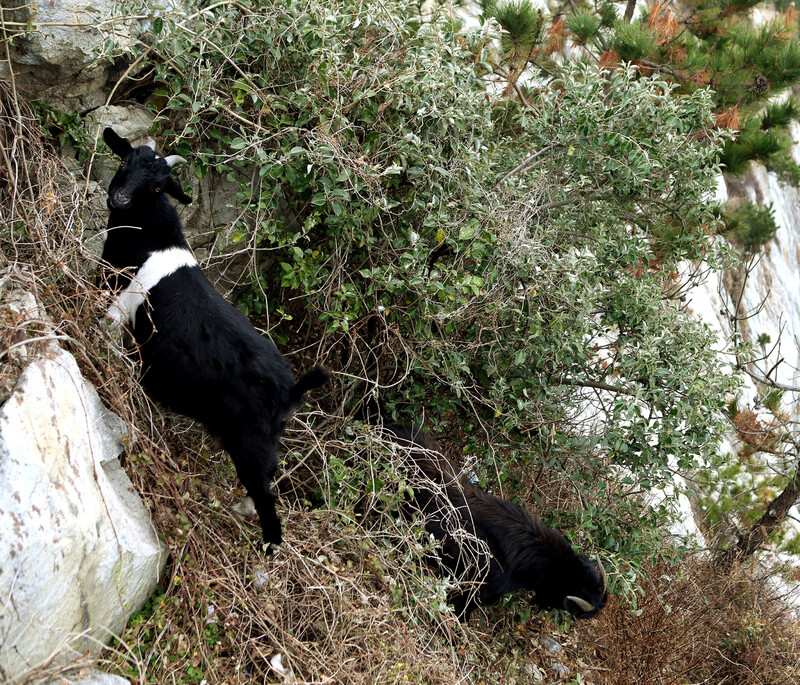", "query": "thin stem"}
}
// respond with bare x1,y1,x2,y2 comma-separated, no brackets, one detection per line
494,144,557,189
